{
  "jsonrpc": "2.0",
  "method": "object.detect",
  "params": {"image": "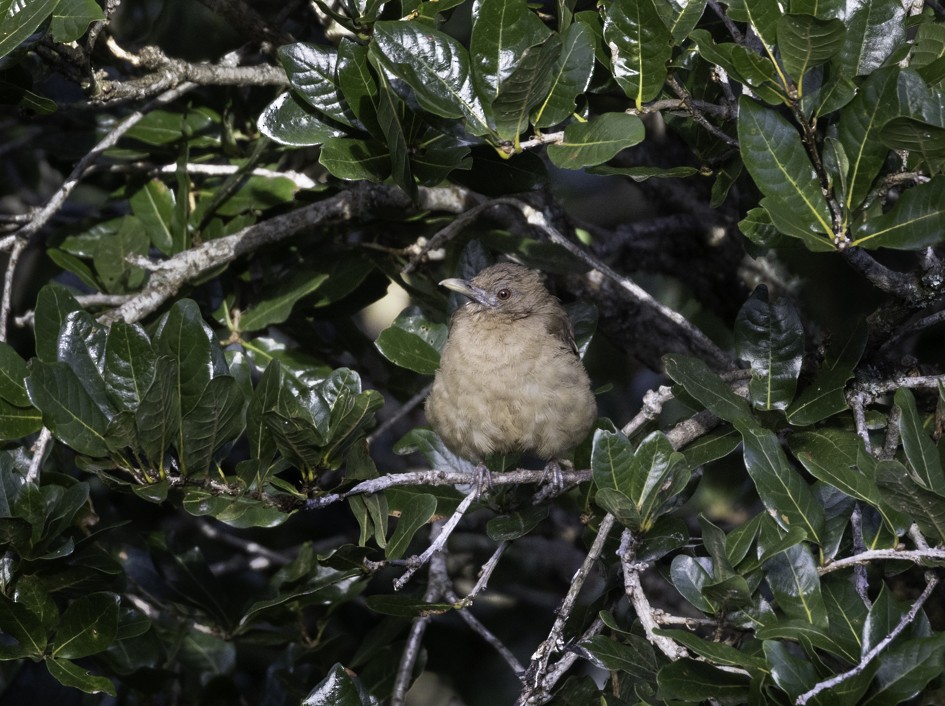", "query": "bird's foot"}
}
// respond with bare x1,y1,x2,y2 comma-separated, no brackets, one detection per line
531,460,566,503
473,462,494,500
